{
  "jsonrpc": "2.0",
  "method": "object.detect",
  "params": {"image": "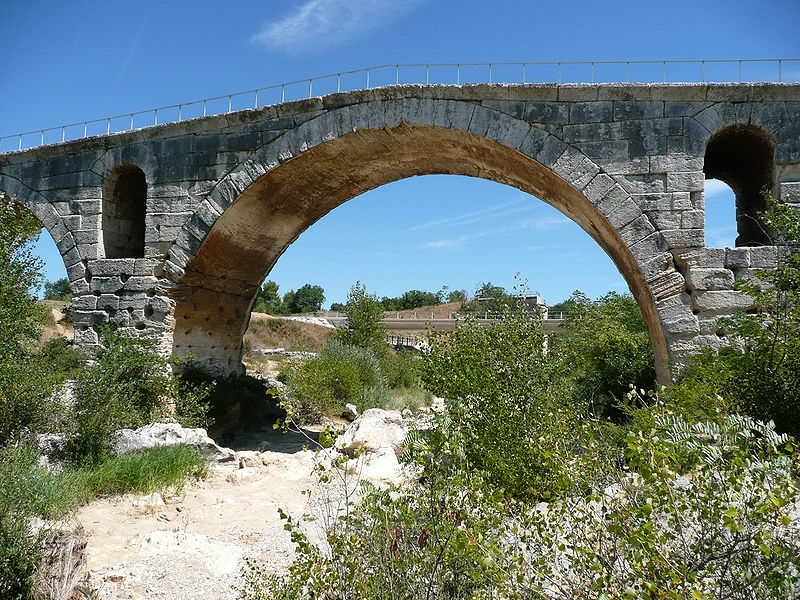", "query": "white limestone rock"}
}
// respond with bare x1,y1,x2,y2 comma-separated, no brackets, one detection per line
112,422,238,463
339,408,407,456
